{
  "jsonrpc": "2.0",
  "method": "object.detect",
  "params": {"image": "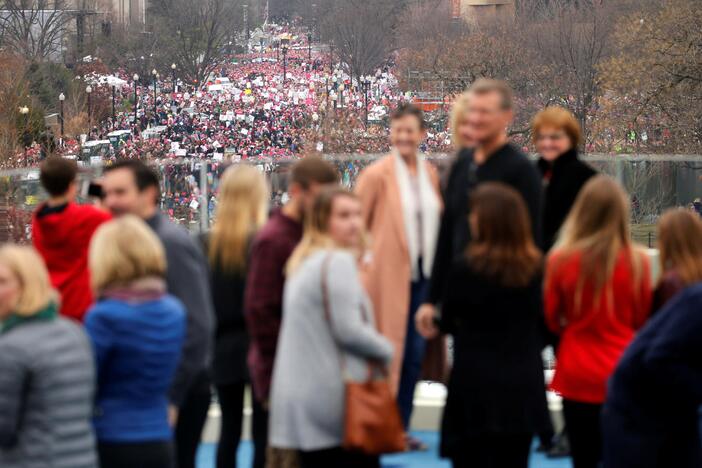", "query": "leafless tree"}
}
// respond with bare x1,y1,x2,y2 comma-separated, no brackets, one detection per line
318,0,404,81
528,0,614,141
148,0,242,85
0,0,74,61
